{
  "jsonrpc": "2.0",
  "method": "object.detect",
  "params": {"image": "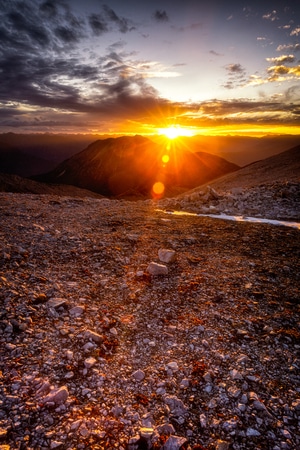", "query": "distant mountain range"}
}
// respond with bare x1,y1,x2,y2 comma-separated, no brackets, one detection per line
0,133,103,177
0,134,299,200
32,135,239,198
1,132,299,177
